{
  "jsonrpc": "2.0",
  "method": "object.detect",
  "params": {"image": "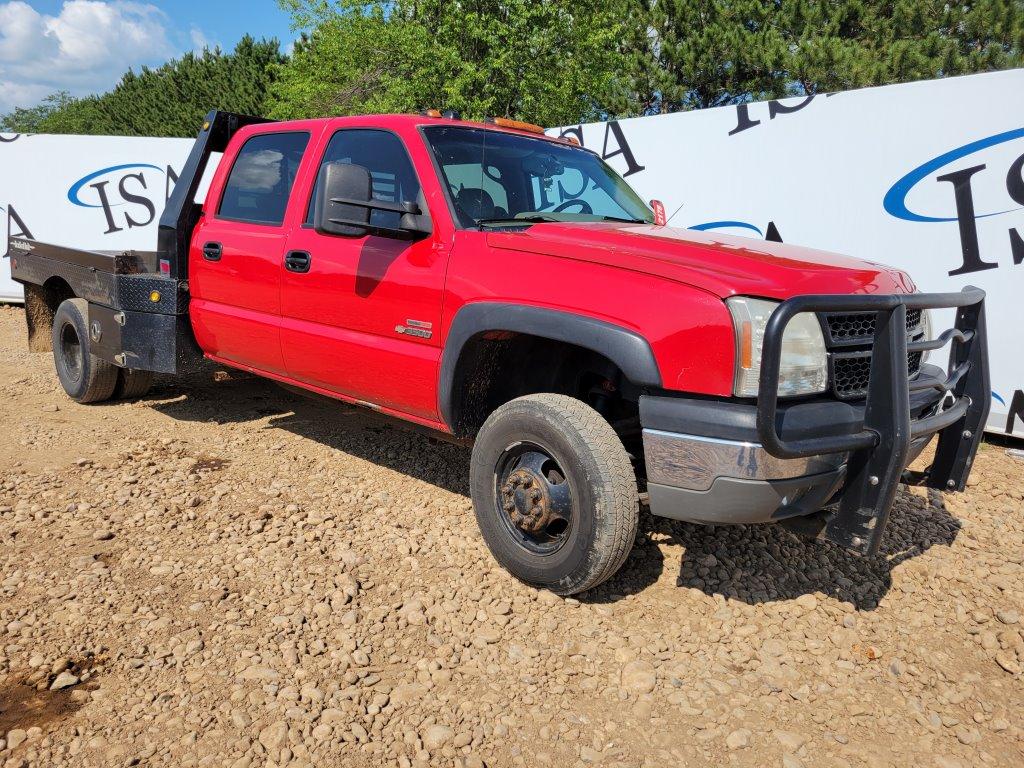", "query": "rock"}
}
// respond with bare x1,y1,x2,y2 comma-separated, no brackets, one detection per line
422,724,454,750
996,609,1019,625
994,652,1021,675
50,671,79,690
580,745,603,762
239,666,279,681
773,730,807,751
391,683,427,705
795,594,818,611
319,708,347,724
258,721,288,751
620,660,657,694
6,729,27,749
473,626,502,645
725,728,751,749
536,590,561,606
92,529,114,541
